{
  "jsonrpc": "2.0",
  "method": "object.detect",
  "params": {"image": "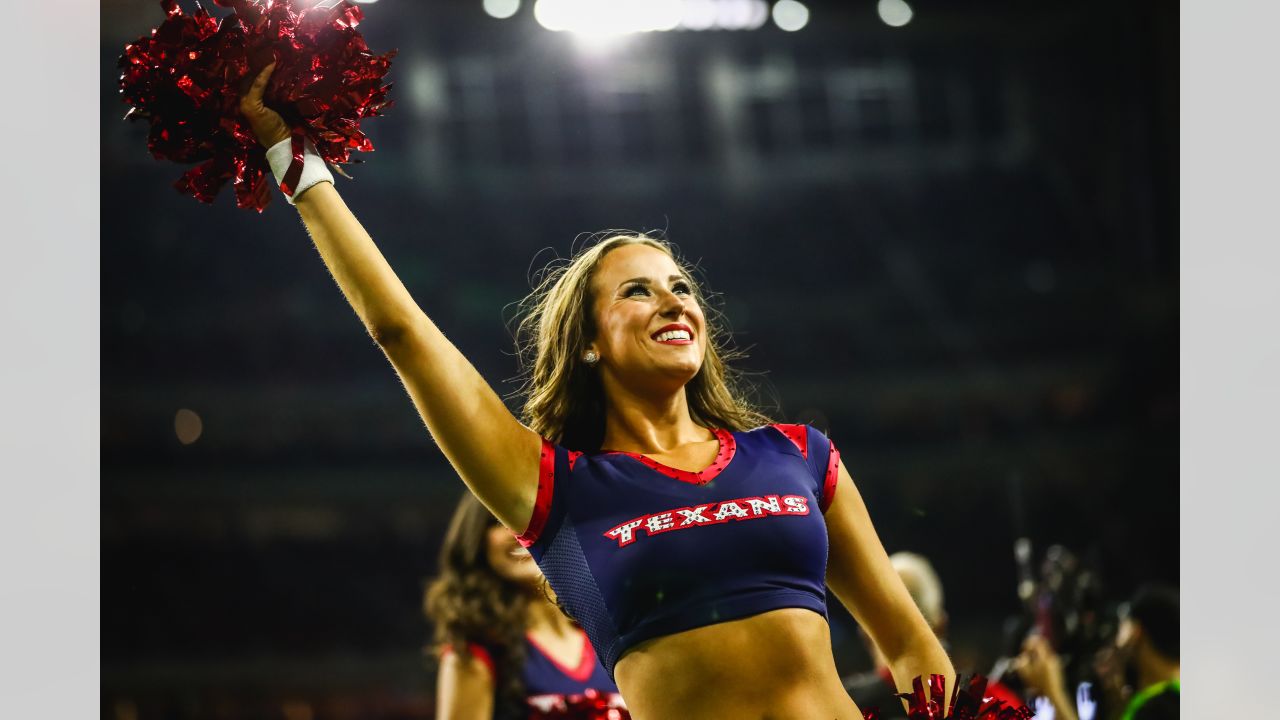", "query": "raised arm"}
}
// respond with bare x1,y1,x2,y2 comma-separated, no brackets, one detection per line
823,460,956,700
239,63,541,532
